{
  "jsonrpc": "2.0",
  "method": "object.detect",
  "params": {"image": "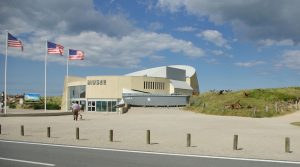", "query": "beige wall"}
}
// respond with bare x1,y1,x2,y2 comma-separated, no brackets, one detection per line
61,76,86,111
85,76,170,99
